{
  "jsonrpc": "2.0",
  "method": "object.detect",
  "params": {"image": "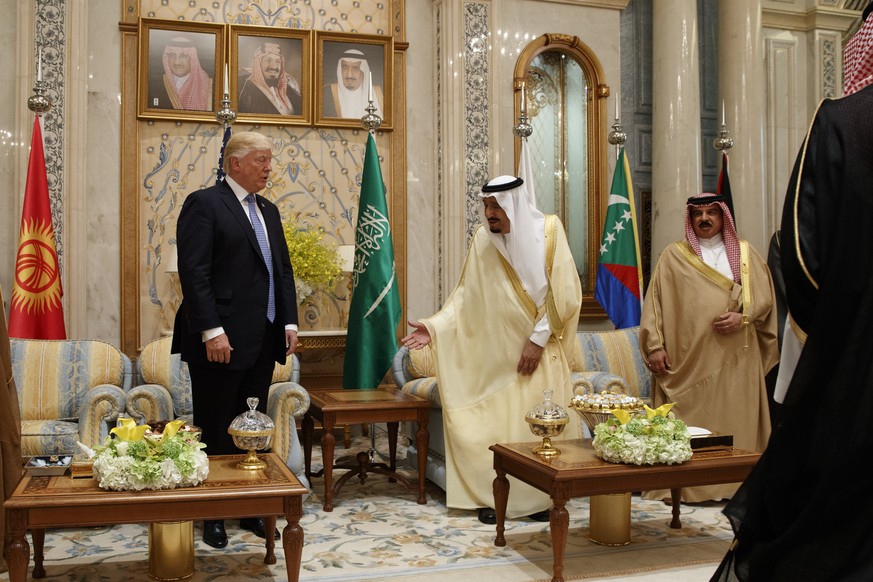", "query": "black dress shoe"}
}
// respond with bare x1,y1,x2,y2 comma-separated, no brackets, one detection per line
477,508,497,525
239,517,281,540
528,509,551,522
202,520,228,548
